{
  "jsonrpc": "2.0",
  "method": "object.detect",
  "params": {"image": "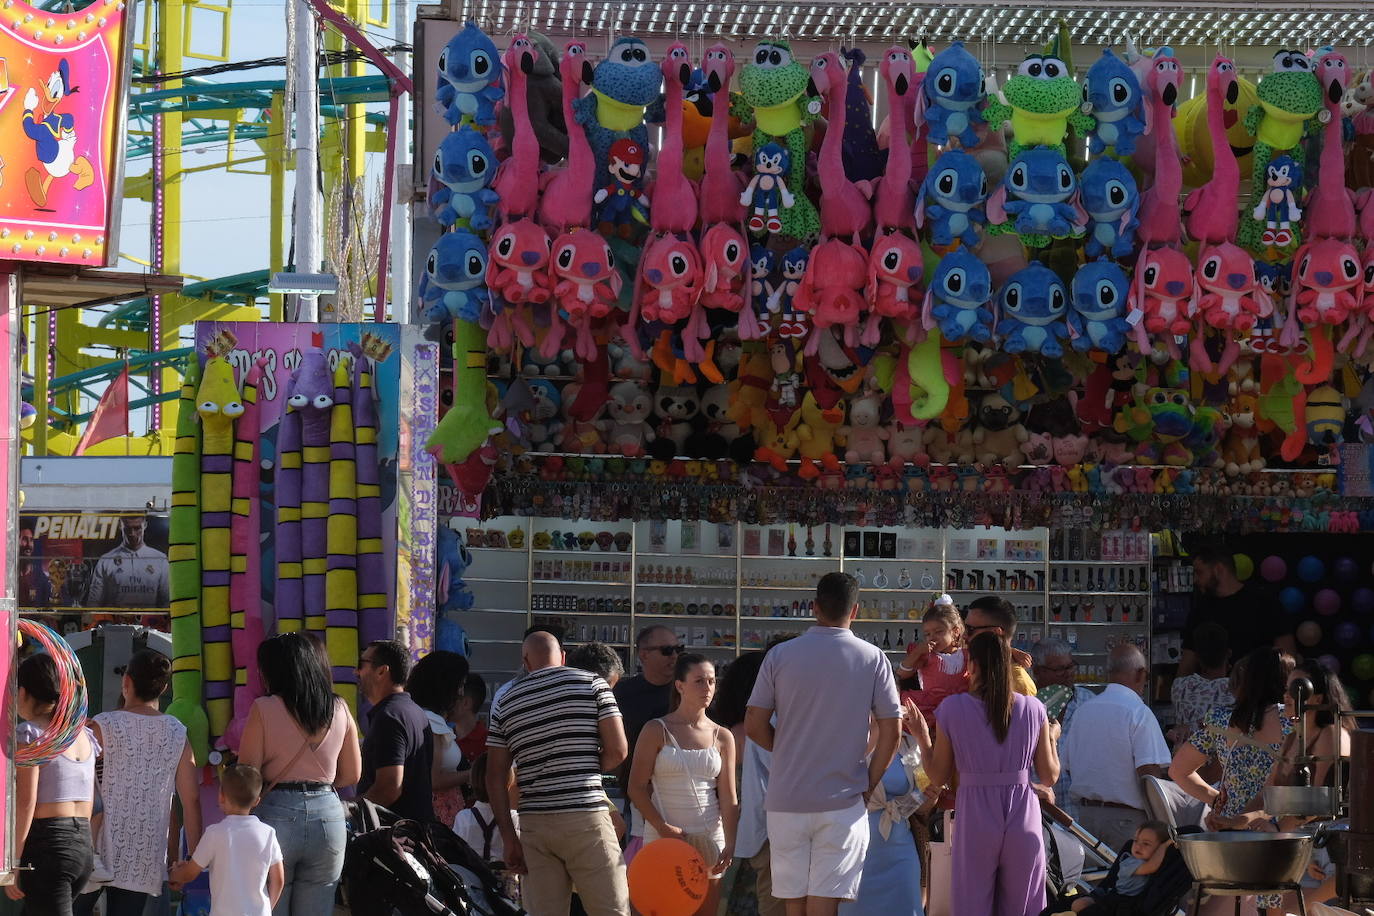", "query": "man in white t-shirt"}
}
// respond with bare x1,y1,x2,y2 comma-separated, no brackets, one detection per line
170,765,283,916
86,516,169,608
